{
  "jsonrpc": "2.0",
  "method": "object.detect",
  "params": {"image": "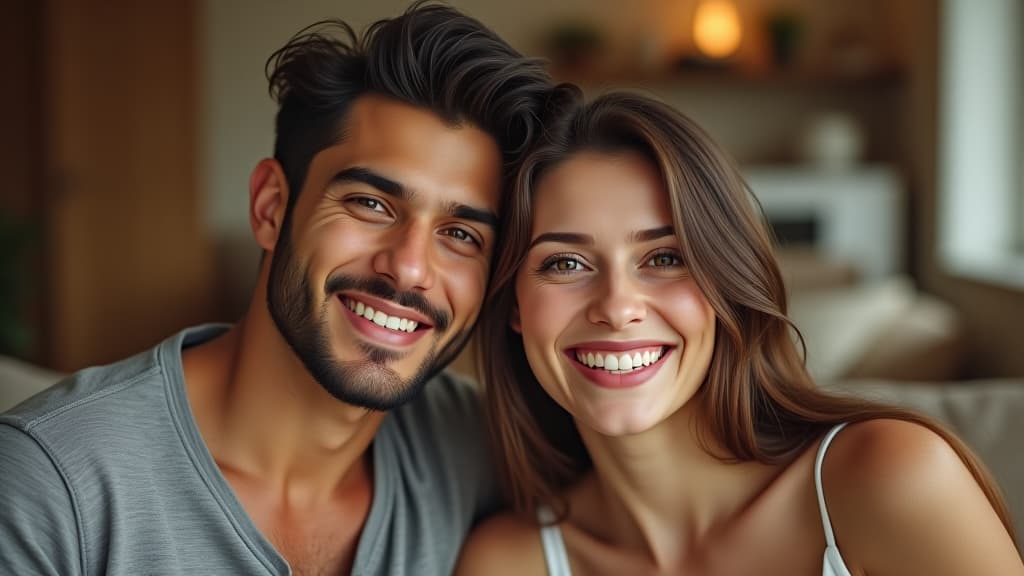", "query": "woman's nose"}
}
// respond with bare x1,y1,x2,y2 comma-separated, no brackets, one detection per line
585,272,646,330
